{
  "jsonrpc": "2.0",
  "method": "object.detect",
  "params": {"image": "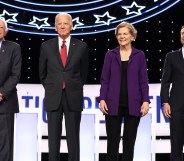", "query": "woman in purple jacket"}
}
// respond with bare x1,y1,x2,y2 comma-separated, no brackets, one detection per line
97,22,150,161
